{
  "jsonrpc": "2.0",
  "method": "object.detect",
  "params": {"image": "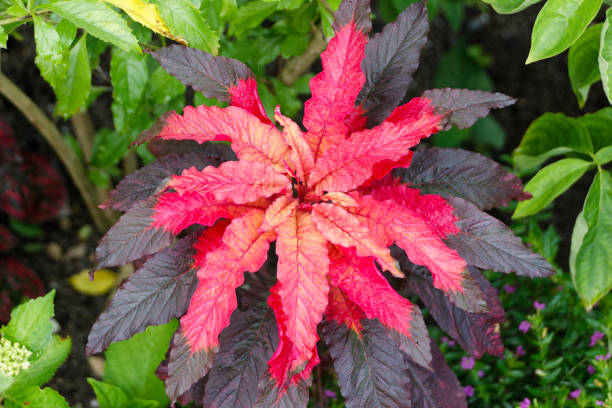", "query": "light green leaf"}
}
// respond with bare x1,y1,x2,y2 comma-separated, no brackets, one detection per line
0,374,14,393
11,336,71,388
471,116,507,150
578,107,612,151
1,291,55,352
569,210,588,292
32,15,69,92
38,0,140,53
280,32,310,58
513,113,593,171
89,128,130,167
88,378,130,408
600,8,612,104
574,171,612,308
595,146,612,164
526,0,603,64
481,0,542,14
110,47,148,115
229,0,278,36
3,386,69,408
568,23,602,107
103,321,178,406
55,34,91,118
513,158,593,218
155,0,219,54
6,4,27,17
0,26,7,49
56,19,77,48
